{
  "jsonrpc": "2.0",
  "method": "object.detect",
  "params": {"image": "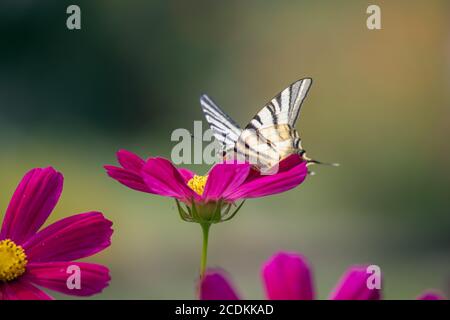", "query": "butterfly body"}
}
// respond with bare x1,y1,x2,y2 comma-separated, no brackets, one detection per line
201,78,317,171
226,124,303,170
